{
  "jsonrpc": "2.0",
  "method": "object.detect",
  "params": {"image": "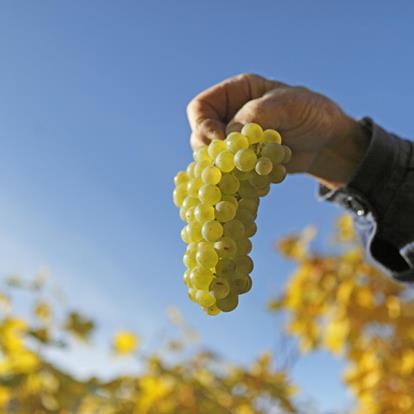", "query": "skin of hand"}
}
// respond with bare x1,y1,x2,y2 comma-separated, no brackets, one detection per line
187,73,370,190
